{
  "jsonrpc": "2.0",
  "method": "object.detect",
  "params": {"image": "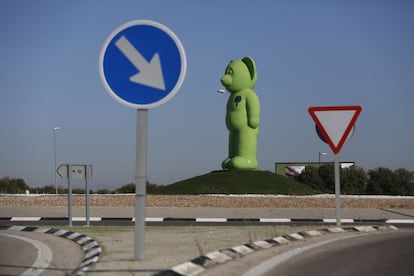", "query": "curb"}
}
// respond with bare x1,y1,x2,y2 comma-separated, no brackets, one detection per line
154,225,398,276
0,225,101,275
2,216,414,225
